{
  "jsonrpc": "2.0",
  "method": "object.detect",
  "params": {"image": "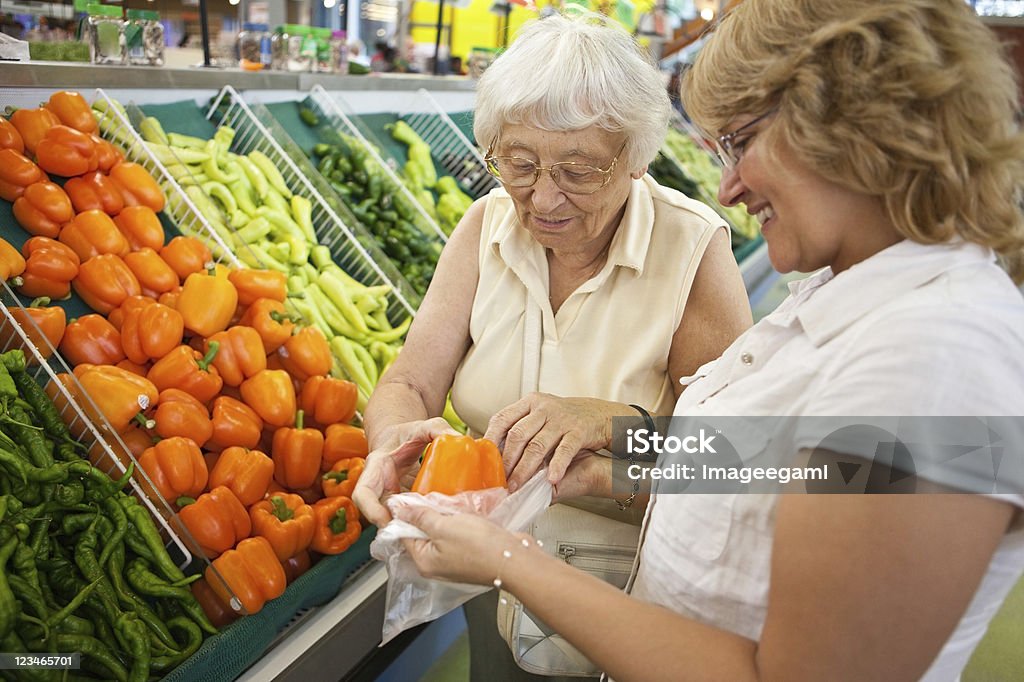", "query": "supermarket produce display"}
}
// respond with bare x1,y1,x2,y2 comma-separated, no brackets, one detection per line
0,81,768,680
